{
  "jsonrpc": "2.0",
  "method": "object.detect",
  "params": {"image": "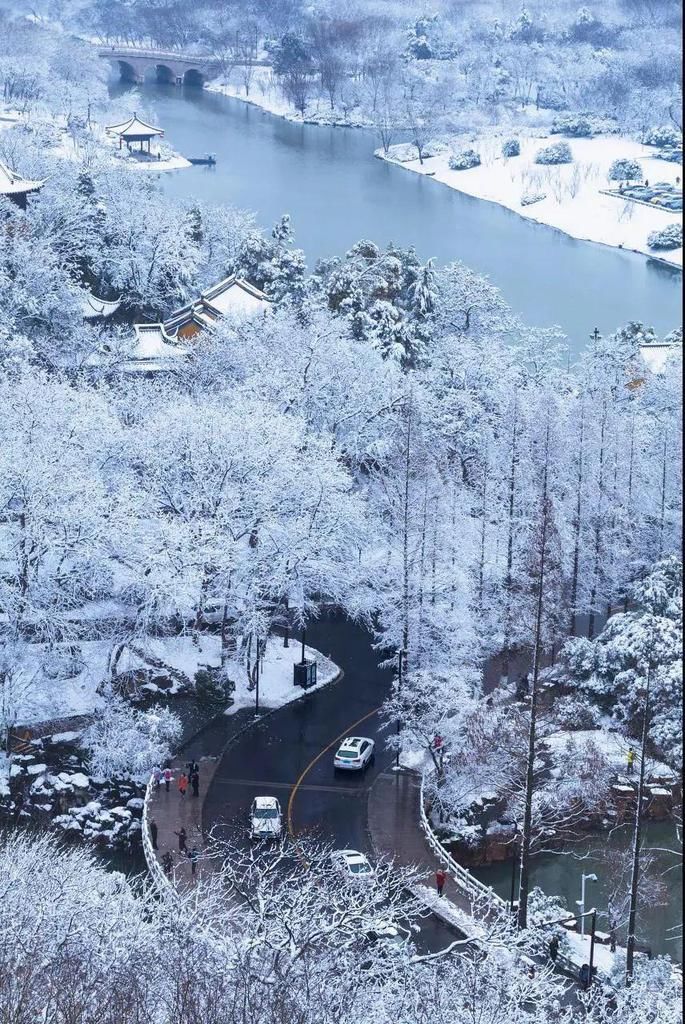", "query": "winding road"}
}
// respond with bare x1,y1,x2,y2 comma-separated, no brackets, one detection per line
201,611,457,951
